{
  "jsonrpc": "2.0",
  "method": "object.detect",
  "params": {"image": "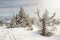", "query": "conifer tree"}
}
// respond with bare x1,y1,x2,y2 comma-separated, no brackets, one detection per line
18,7,32,29
10,14,17,28
35,9,60,36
